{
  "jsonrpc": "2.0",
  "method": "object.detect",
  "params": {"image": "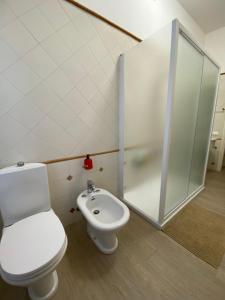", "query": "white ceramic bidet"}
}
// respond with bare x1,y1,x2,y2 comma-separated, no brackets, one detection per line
77,183,130,254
